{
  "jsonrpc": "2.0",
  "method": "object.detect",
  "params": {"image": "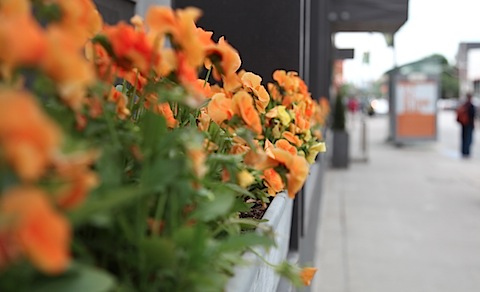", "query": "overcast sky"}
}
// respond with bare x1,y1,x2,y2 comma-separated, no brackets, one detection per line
335,0,480,85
